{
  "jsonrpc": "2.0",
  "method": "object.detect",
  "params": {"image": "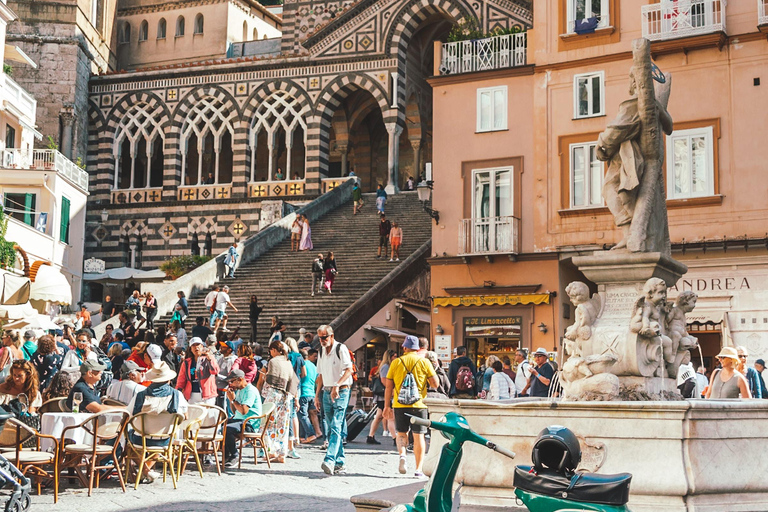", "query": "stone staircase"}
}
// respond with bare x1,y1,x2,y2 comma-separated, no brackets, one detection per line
159,192,432,343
